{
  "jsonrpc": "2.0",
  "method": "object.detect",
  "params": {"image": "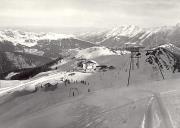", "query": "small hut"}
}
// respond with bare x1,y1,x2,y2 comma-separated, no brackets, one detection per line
77,59,98,72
